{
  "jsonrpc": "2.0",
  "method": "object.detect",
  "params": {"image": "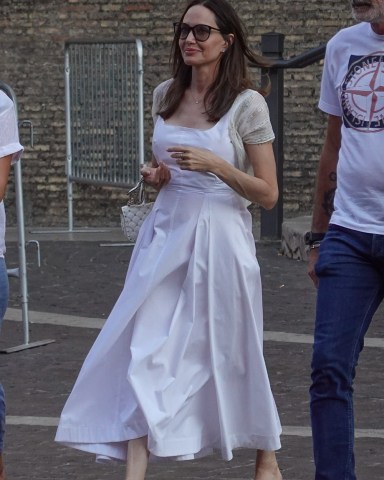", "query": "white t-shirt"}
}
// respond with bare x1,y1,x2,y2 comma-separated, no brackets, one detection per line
319,22,384,234
0,91,24,258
